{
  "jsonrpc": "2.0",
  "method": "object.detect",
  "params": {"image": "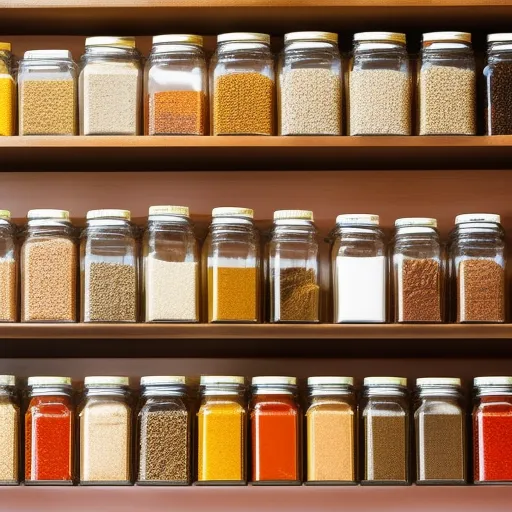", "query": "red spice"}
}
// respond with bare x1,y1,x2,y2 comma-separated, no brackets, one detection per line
251,394,300,482
25,395,74,482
